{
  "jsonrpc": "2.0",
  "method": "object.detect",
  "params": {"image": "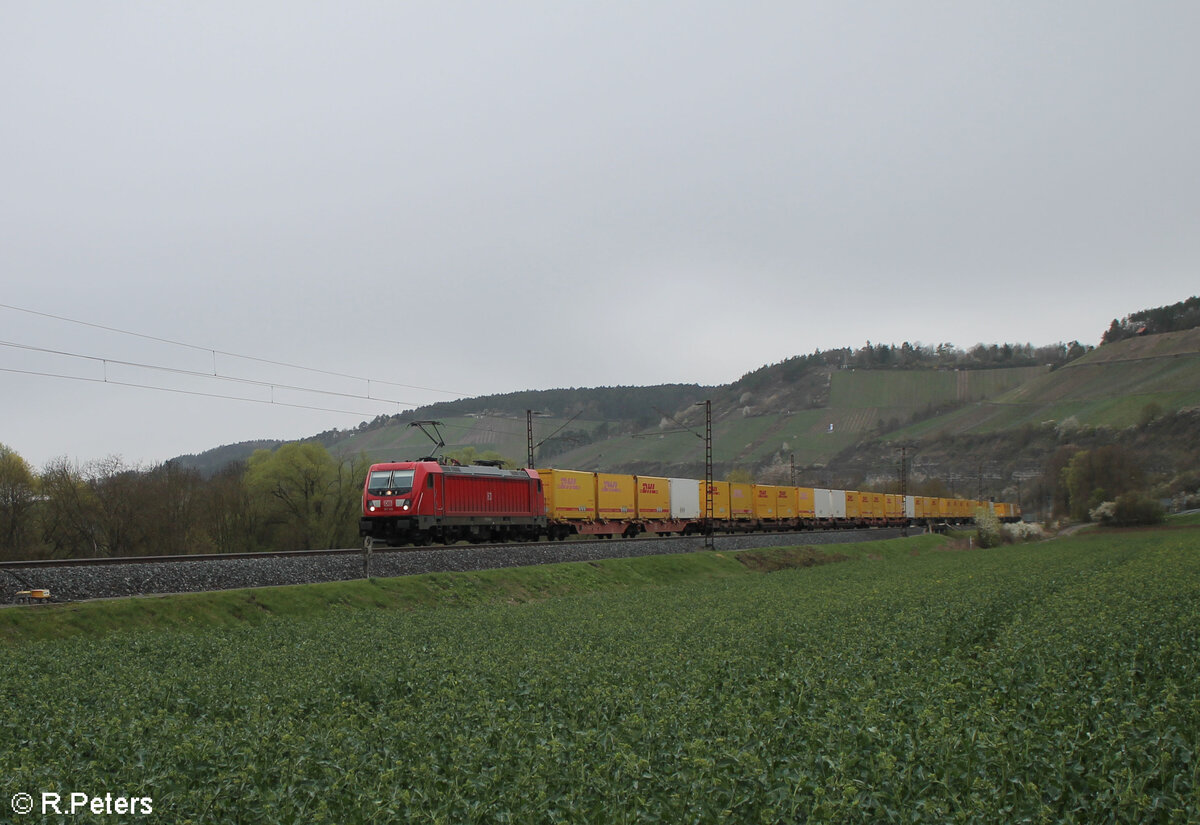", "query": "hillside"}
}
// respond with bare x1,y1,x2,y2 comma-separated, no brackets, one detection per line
889,327,1200,439
176,324,1200,515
